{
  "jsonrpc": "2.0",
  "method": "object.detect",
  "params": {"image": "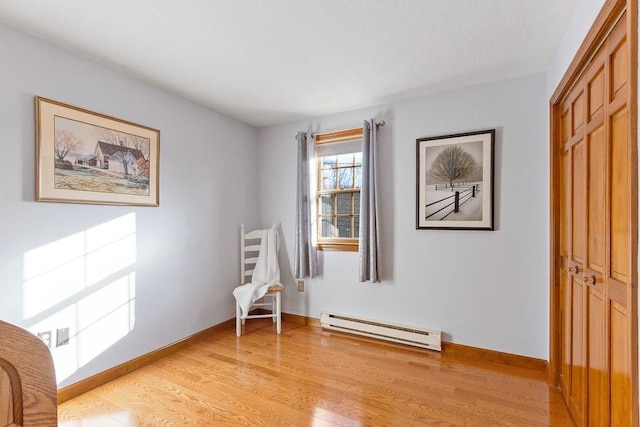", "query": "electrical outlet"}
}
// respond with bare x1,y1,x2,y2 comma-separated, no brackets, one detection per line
297,279,304,292
38,330,52,348
56,327,70,347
